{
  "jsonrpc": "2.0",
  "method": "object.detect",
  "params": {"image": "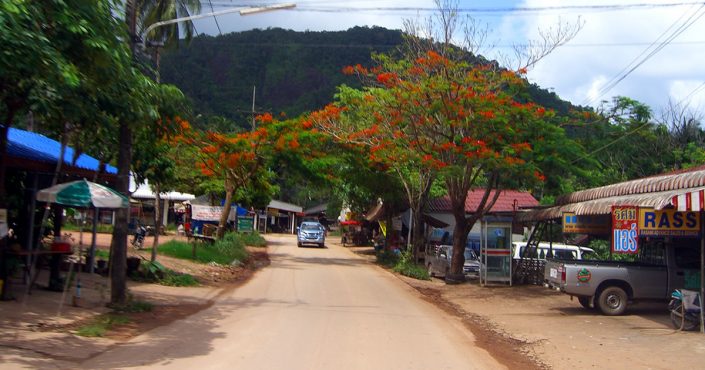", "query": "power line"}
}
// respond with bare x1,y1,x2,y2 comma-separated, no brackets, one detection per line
583,3,705,106
677,81,705,106
208,0,223,36
206,1,705,14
